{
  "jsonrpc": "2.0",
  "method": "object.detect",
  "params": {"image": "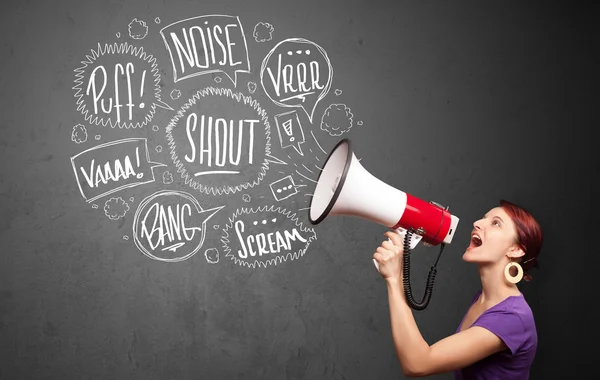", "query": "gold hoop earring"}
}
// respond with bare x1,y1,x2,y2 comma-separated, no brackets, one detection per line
504,262,523,284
